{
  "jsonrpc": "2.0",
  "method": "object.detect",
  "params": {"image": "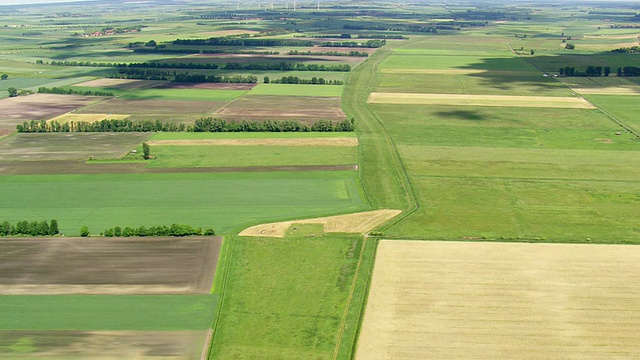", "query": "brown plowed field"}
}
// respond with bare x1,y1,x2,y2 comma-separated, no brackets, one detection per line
214,95,346,123
72,78,162,90
147,137,358,147
0,160,355,175
0,237,222,295
78,99,226,123
357,240,640,359
0,133,149,161
0,330,207,359
0,94,103,129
